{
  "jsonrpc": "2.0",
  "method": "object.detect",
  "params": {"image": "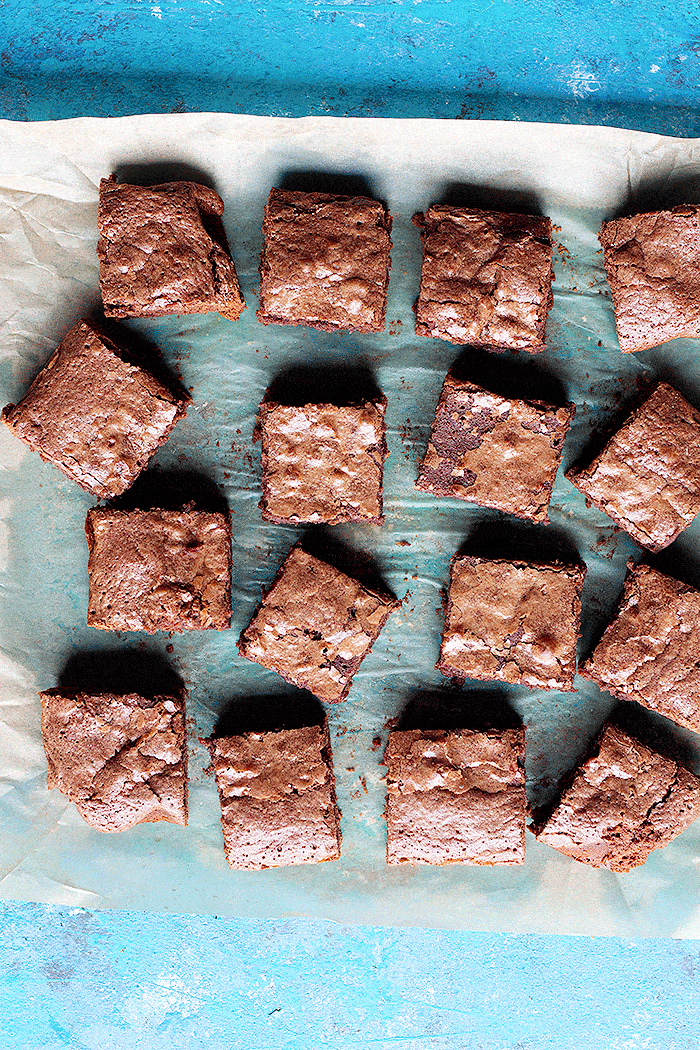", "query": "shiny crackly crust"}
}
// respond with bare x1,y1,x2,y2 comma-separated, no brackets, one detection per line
1,319,189,499
98,177,246,321
437,555,585,691
567,383,700,552
258,393,387,525
384,727,526,865
257,189,392,333
414,206,554,351
204,722,341,869
40,690,187,833
238,546,399,703
534,723,700,872
415,371,573,522
600,205,700,353
581,561,700,733
86,507,232,633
